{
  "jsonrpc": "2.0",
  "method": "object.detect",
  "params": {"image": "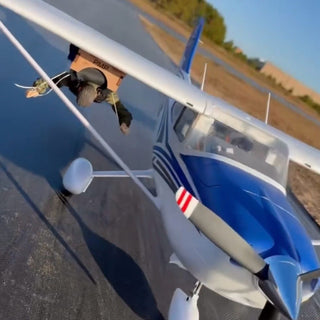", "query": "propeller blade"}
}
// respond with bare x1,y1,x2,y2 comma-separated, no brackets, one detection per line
299,268,320,282
175,187,267,275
